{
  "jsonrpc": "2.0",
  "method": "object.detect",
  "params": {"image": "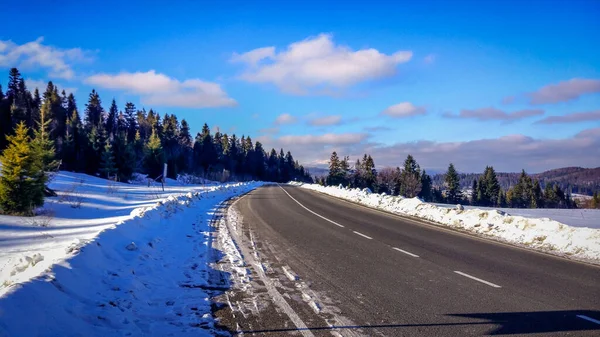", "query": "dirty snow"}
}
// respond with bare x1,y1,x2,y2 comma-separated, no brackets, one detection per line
293,183,600,263
0,170,262,336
